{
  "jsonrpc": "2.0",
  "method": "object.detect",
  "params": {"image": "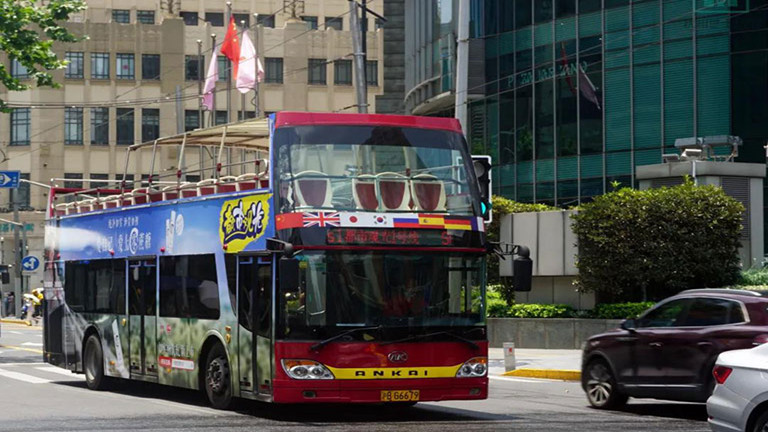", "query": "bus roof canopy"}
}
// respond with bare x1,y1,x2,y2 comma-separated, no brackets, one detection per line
129,118,270,152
